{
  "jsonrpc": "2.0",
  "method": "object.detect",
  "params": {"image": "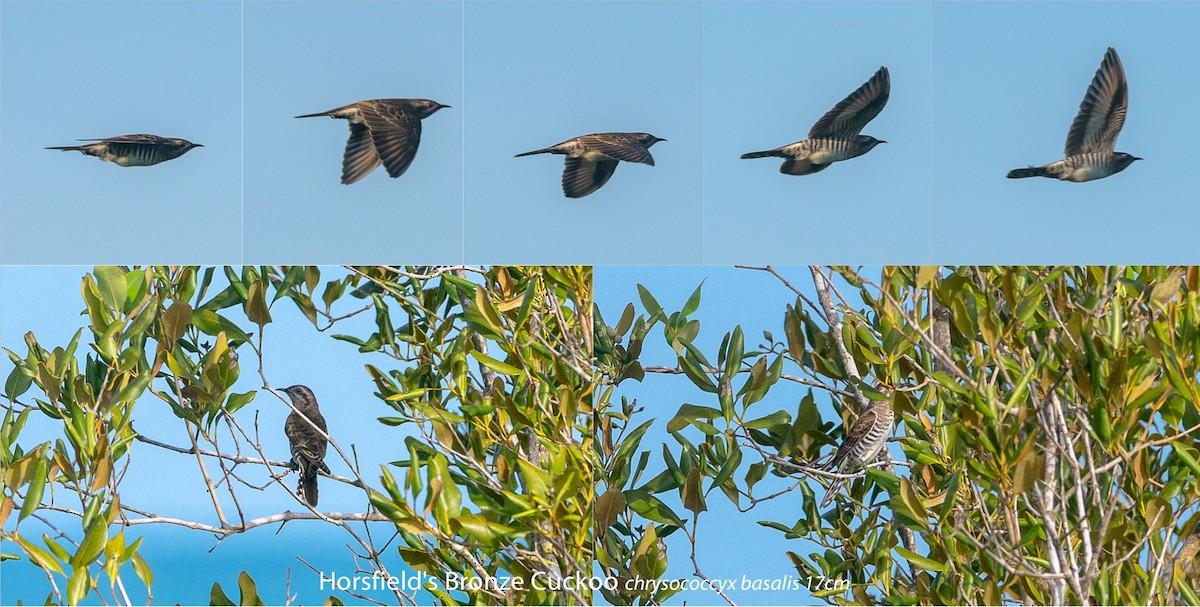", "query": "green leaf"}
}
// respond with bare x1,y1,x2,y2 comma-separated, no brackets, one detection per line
93,266,128,312
744,409,792,430
226,391,256,415
272,266,307,302
1173,442,1200,476
666,404,722,433
67,566,91,605
238,571,264,606
595,488,627,535
615,303,635,336
637,284,662,316
211,582,234,606
895,546,948,573
468,350,522,376
191,310,251,345
4,365,34,401
681,280,704,316
131,552,153,589
244,281,272,327
71,518,107,568
725,326,744,378
681,468,707,514
678,354,716,393
15,536,63,575
18,455,47,523
625,490,685,529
